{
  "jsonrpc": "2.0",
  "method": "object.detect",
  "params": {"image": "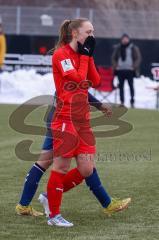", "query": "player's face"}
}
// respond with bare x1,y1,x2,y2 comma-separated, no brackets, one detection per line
121,36,130,45
76,21,94,44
